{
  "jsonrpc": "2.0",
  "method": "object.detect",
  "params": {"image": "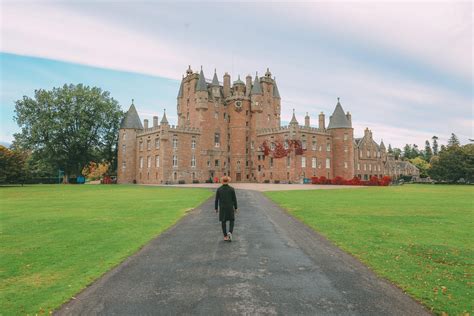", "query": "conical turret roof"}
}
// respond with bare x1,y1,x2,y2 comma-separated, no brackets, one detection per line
290,109,298,125
160,109,169,125
211,69,219,86
177,78,184,98
273,77,281,99
233,75,245,85
327,98,351,129
196,67,207,91
380,139,386,149
120,101,143,129
251,74,262,95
